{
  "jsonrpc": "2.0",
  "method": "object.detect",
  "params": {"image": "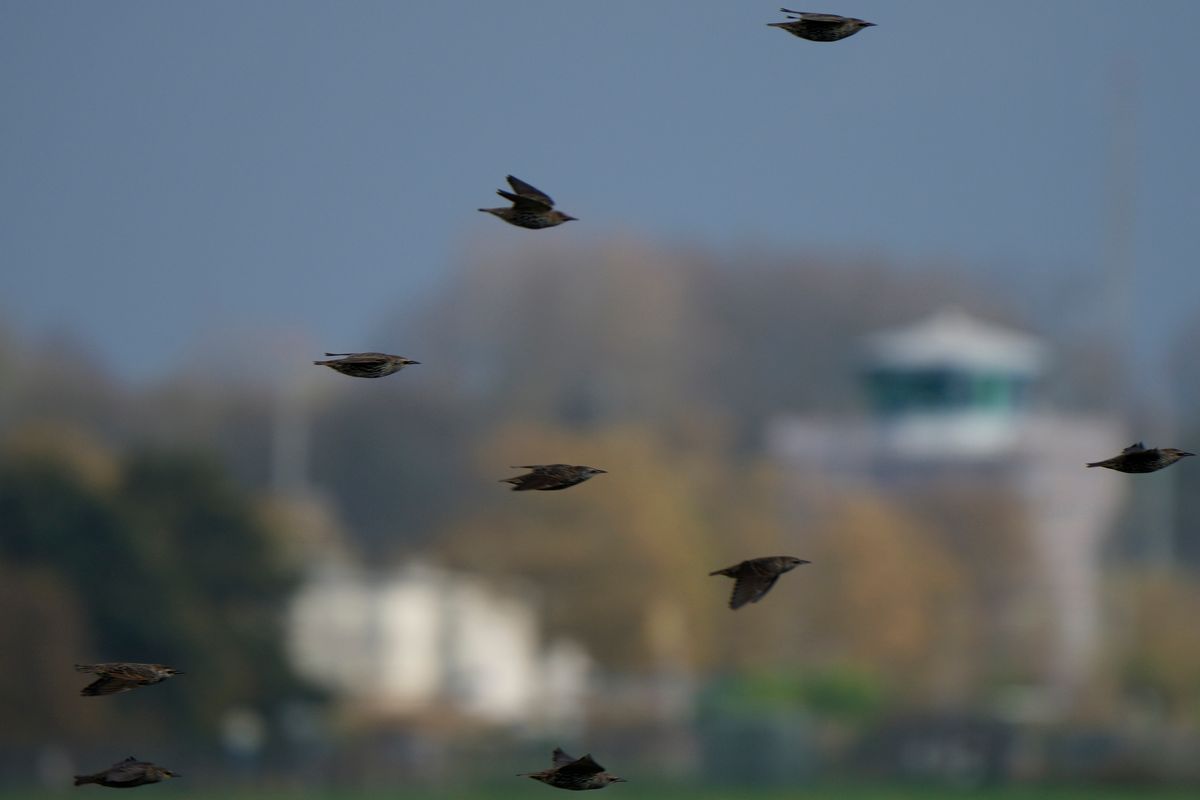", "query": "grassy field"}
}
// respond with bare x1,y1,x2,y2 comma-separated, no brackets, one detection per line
9,786,1199,800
